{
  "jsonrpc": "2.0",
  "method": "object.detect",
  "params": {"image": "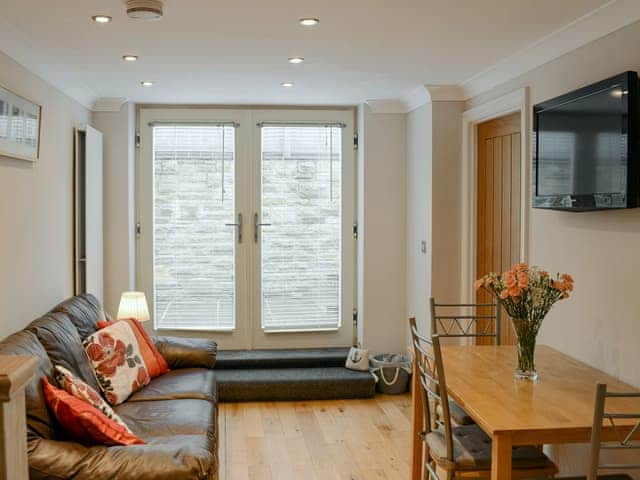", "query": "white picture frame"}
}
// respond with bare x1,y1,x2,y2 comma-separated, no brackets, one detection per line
0,85,42,162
